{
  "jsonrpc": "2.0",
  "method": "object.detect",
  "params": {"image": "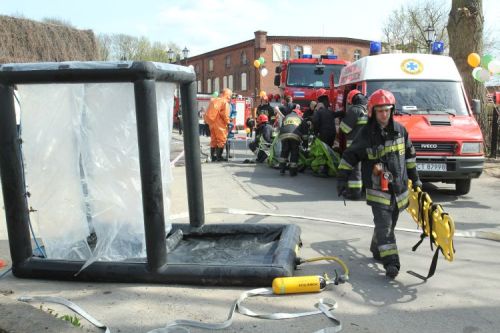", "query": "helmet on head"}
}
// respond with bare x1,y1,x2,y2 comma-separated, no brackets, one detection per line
367,89,396,118
257,114,268,124
347,89,362,104
316,88,327,100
